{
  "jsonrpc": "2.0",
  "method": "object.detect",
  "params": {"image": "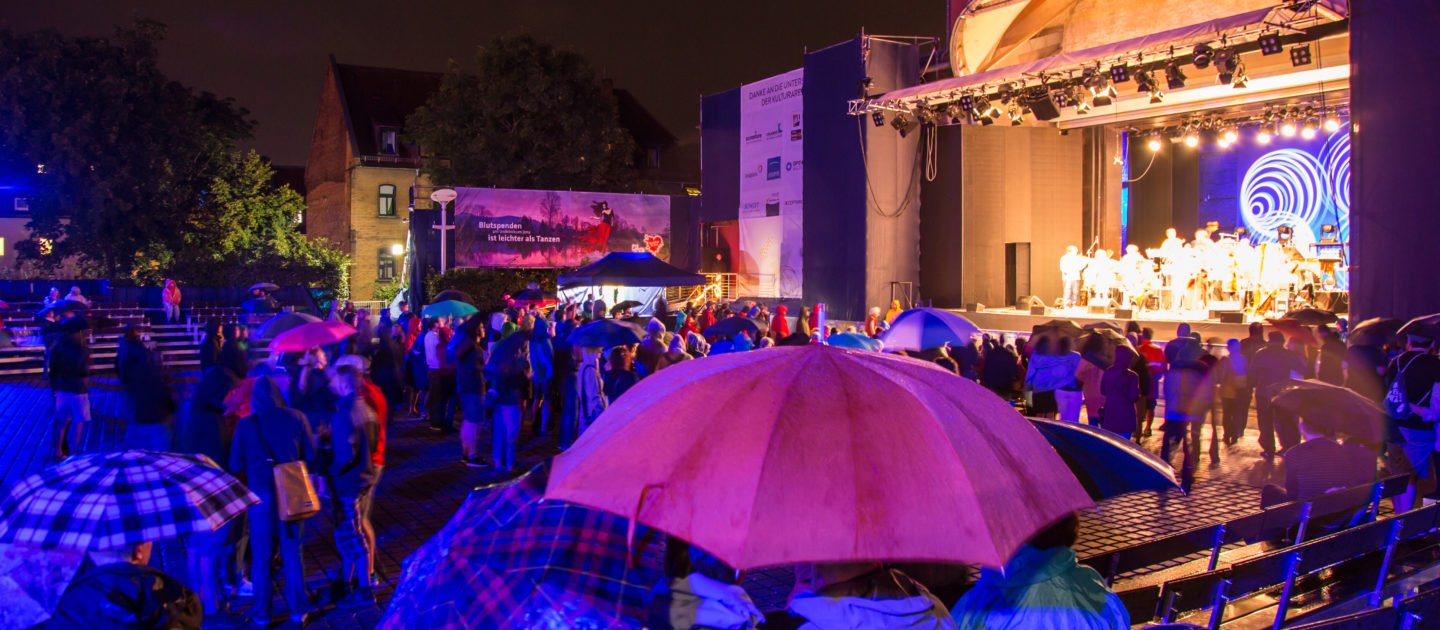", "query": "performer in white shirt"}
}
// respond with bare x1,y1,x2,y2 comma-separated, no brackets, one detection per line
1085,249,1117,306
1119,245,1154,308
1059,245,1088,308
